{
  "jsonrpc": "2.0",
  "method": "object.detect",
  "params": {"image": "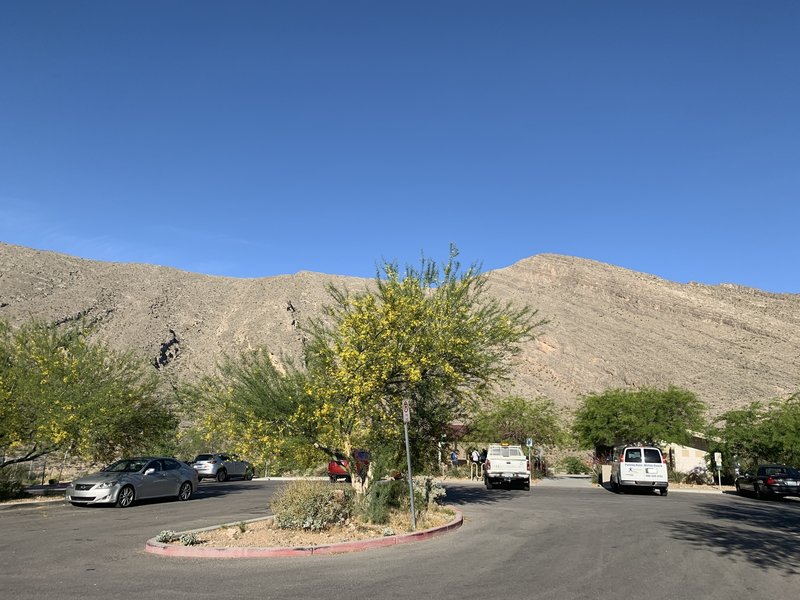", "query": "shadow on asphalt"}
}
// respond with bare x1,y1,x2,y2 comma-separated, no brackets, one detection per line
443,481,535,507
193,480,262,500
595,482,666,496
664,496,800,575
721,489,800,505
